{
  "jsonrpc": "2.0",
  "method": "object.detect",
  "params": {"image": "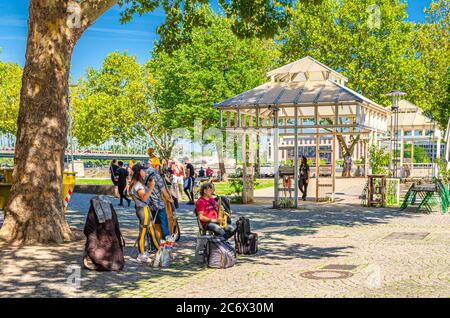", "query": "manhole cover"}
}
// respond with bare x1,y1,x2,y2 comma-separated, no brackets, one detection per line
322,264,358,271
300,270,353,280
384,232,430,240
